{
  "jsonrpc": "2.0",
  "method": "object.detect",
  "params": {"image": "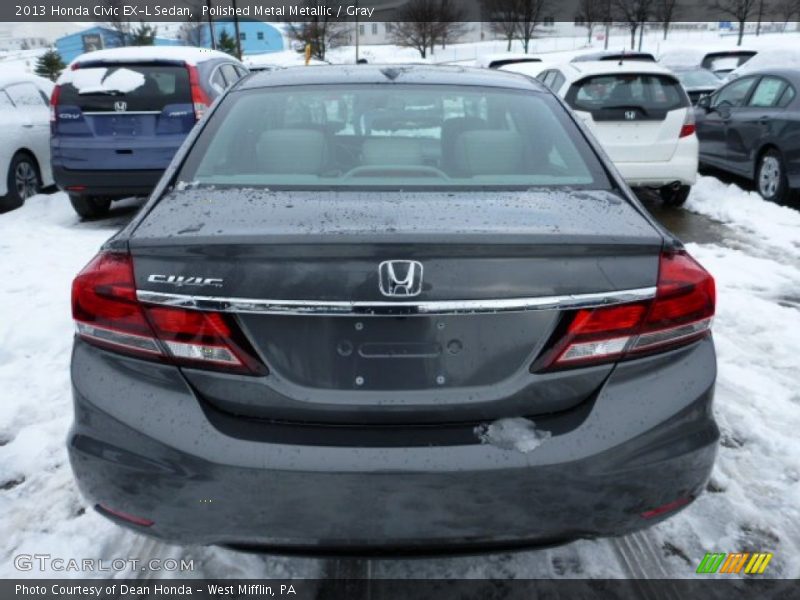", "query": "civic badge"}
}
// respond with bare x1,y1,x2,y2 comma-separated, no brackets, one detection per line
379,260,423,297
